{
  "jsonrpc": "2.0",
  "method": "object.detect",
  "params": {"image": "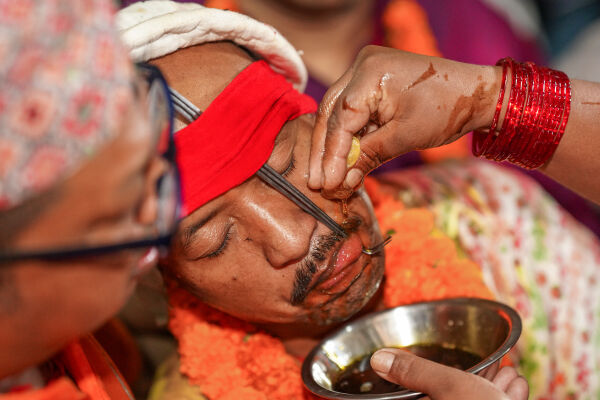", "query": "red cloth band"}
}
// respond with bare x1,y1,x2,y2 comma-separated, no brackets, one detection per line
175,60,317,216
